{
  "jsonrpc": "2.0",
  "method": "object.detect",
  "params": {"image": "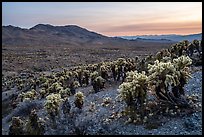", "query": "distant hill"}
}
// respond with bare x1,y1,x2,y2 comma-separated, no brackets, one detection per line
118,33,202,42
2,24,111,46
